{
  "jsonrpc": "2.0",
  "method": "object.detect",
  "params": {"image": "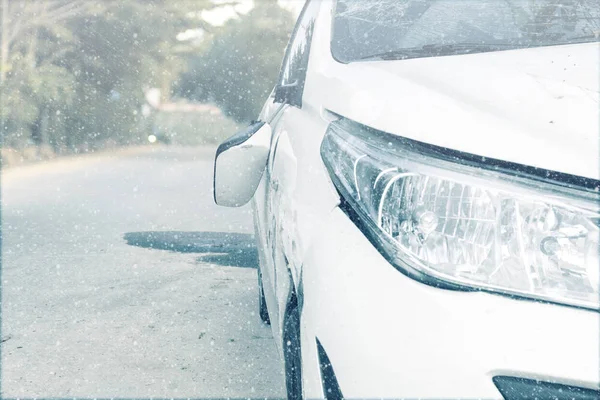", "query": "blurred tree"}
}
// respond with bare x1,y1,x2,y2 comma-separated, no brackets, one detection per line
1,0,211,153
1,0,96,149
0,0,93,83
175,0,294,123
58,1,202,150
